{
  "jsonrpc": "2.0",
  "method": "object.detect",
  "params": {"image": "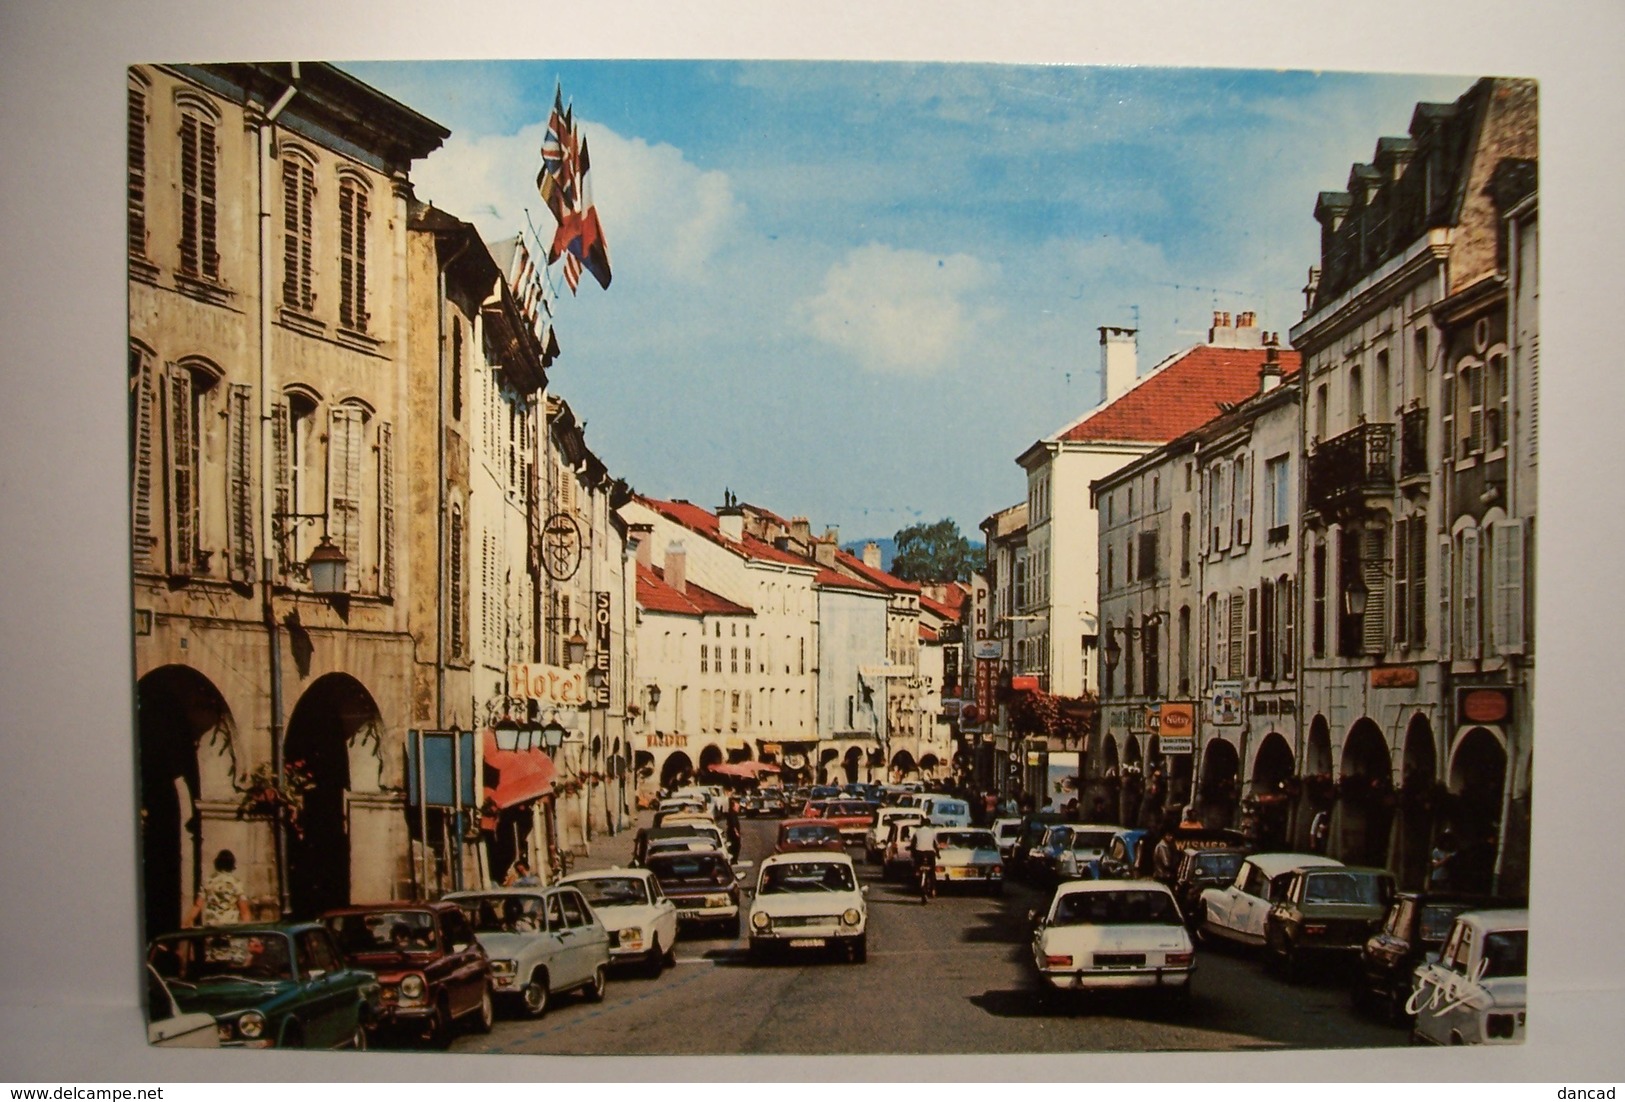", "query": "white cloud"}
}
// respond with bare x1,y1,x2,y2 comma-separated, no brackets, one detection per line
797,245,1000,378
